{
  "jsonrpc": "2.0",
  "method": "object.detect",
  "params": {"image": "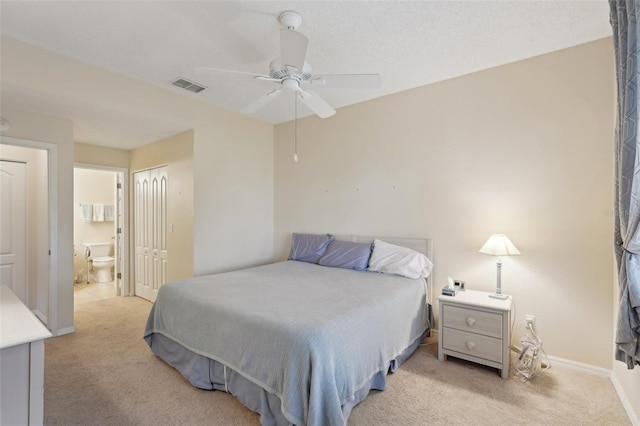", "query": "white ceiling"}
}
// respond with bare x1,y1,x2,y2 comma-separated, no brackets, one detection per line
0,1,612,150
